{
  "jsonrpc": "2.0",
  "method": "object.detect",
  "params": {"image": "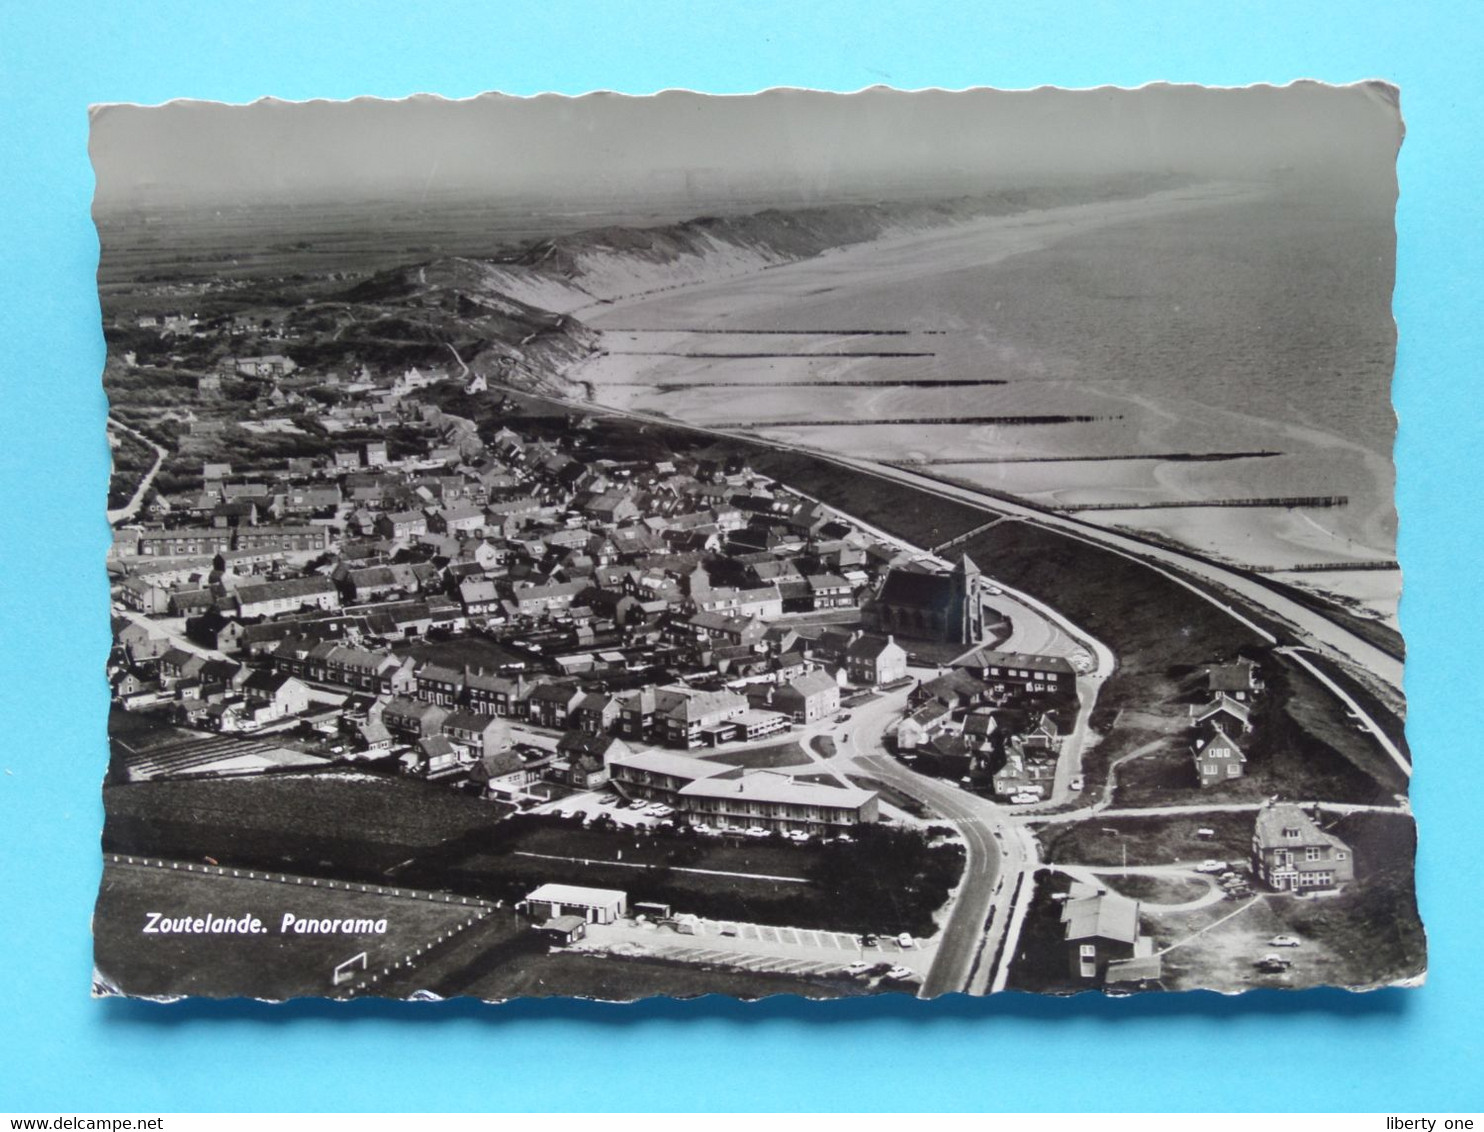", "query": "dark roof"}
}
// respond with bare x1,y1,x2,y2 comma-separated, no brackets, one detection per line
878,568,954,609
